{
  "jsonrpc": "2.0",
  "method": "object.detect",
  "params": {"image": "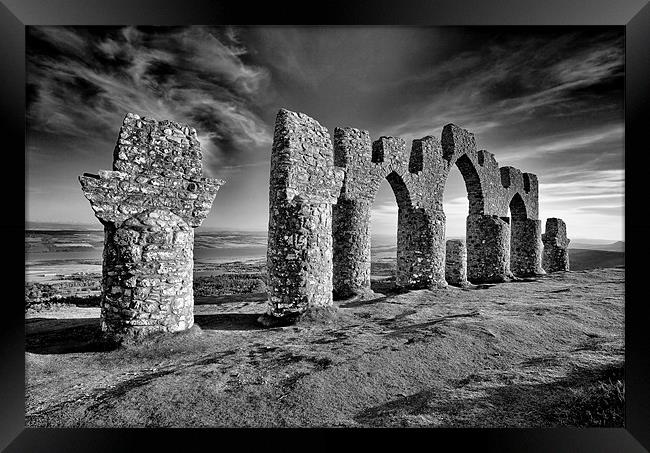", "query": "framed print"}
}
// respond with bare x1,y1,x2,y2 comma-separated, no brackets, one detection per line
2,0,649,450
